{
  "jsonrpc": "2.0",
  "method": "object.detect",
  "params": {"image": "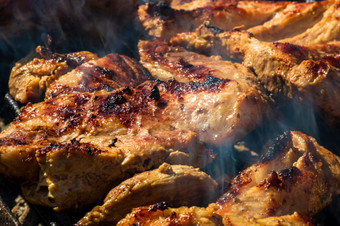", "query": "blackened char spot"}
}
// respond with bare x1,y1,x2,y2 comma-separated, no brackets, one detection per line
204,23,224,34
148,202,169,212
162,76,228,96
123,86,133,95
147,1,175,20
157,100,168,109
108,138,118,147
94,65,116,78
150,85,160,100
100,94,127,111
260,131,291,163
74,94,90,106
279,167,302,192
